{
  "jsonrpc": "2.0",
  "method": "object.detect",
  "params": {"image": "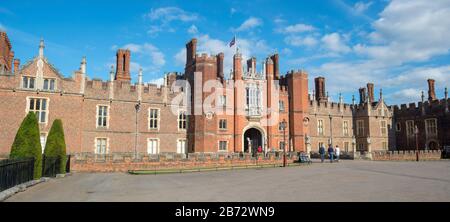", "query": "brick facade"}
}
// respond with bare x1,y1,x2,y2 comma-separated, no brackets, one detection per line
0,31,448,159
